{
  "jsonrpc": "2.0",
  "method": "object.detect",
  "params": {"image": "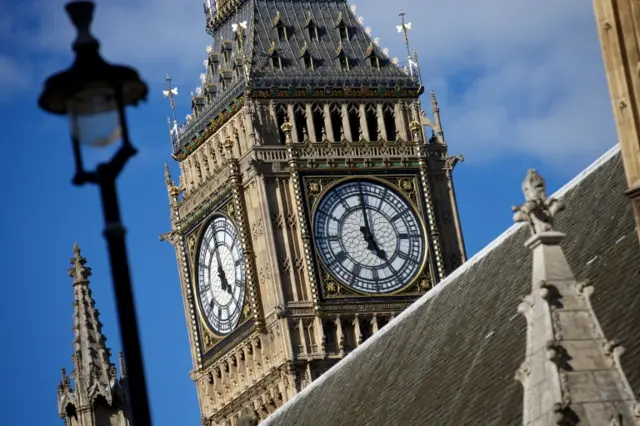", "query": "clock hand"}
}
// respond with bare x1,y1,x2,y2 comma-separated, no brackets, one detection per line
357,182,387,261
357,183,377,247
212,231,232,293
358,182,372,234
